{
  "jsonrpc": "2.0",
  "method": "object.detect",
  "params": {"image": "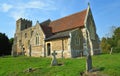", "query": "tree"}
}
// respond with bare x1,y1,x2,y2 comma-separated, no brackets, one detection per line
0,32,11,56
101,37,111,53
113,27,120,40
101,26,120,53
9,38,14,51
